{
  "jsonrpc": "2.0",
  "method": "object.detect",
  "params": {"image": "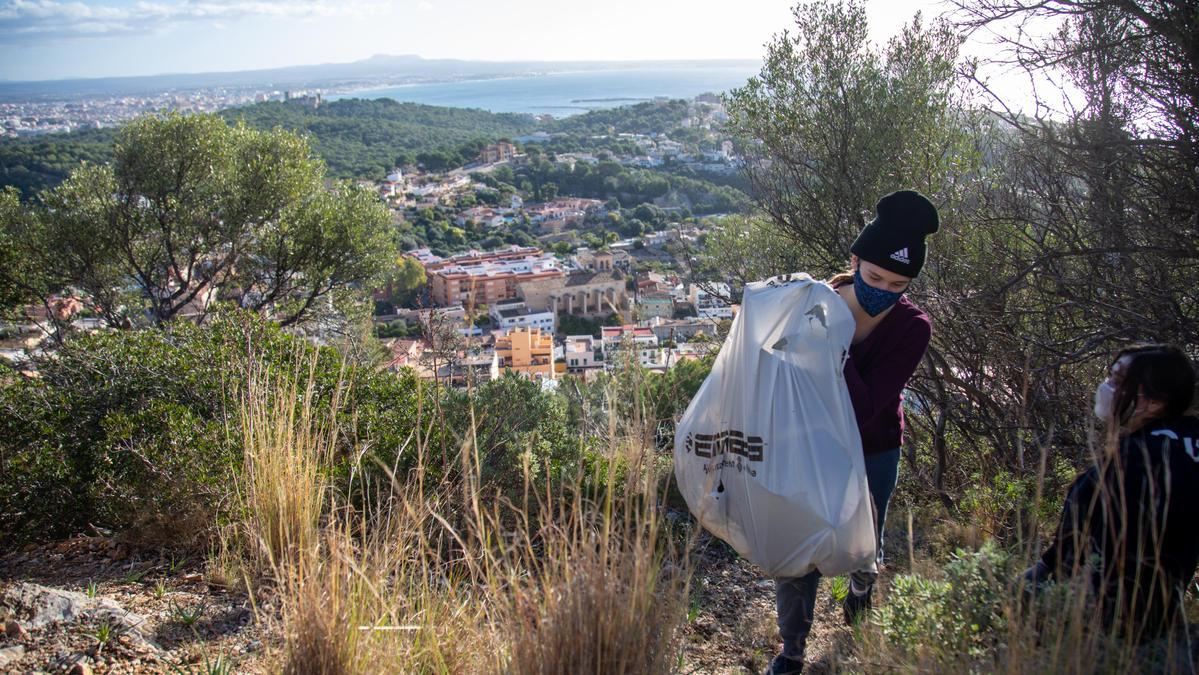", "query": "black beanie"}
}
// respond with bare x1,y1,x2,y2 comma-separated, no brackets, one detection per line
850,190,939,278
